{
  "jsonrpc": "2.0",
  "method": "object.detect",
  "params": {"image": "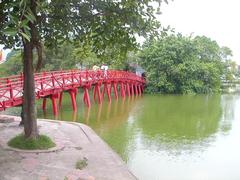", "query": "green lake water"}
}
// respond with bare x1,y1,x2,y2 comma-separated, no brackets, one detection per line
6,93,240,179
